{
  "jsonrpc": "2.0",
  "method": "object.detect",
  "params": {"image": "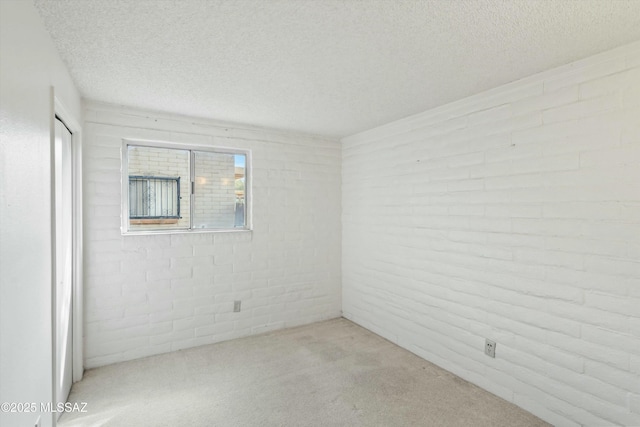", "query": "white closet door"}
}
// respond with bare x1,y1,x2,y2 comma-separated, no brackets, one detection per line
55,118,73,413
